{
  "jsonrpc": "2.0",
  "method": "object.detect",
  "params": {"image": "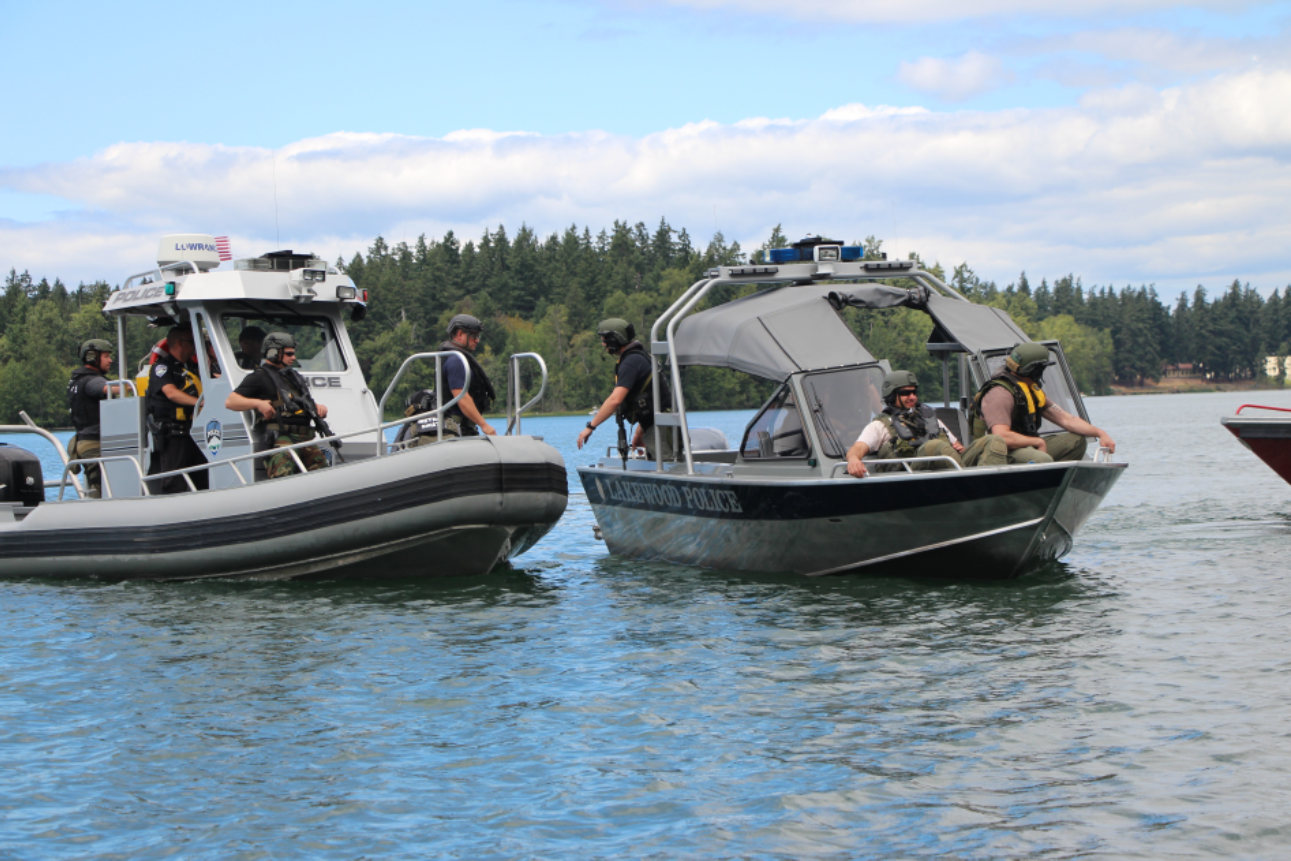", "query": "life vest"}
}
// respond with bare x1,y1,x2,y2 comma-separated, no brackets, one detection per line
877,404,945,457
614,341,671,429
145,351,203,424
436,341,496,430
971,374,1048,439
67,366,106,439
135,337,218,393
